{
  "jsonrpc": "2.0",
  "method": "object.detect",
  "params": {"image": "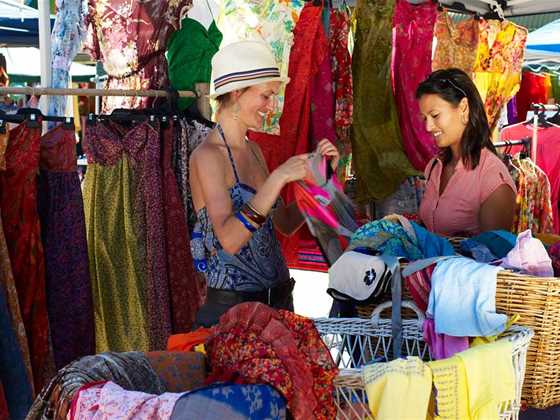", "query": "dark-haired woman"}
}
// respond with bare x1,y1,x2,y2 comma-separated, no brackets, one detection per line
416,68,516,237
